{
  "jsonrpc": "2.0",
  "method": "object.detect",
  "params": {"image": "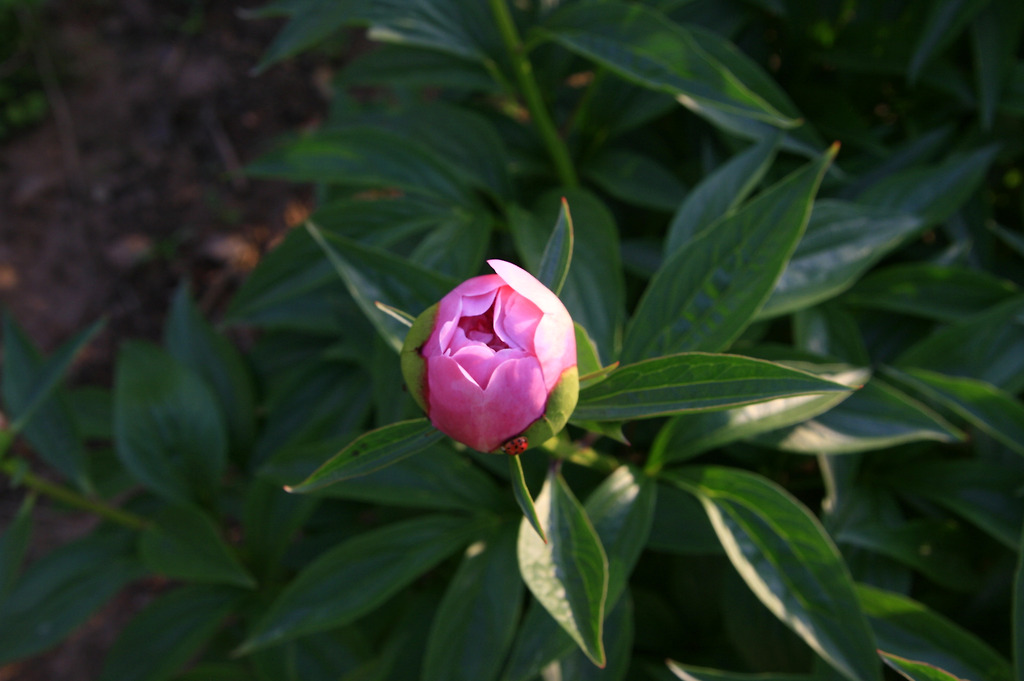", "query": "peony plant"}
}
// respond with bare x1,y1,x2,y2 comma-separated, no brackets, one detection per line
400,259,578,454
